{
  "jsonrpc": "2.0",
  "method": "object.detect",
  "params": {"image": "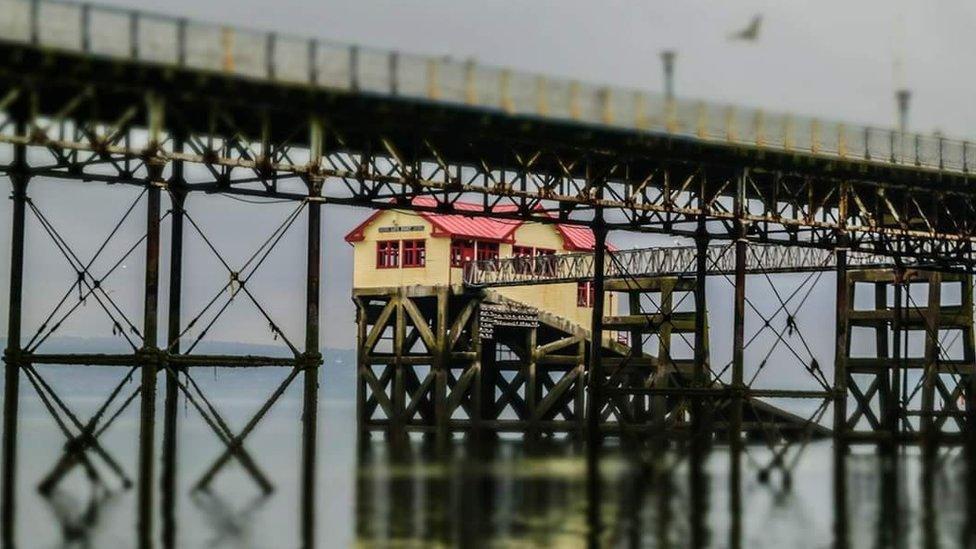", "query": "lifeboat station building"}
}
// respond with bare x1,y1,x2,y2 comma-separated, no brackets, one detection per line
345,196,633,435
344,196,614,327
